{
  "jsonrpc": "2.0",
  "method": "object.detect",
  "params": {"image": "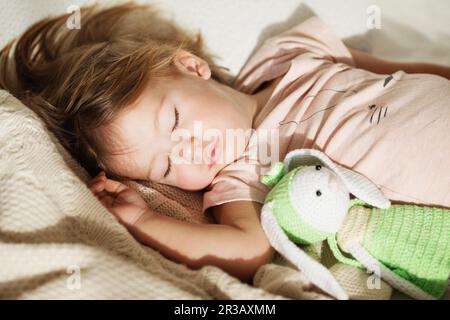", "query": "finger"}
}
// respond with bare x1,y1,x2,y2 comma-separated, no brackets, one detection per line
94,170,106,177
88,174,107,187
89,180,106,193
88,180,105,191
90,171,106,182
96,190,108,199
88,181,104,193
104,178,128,194
97,191,106,200
99,193,114,208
